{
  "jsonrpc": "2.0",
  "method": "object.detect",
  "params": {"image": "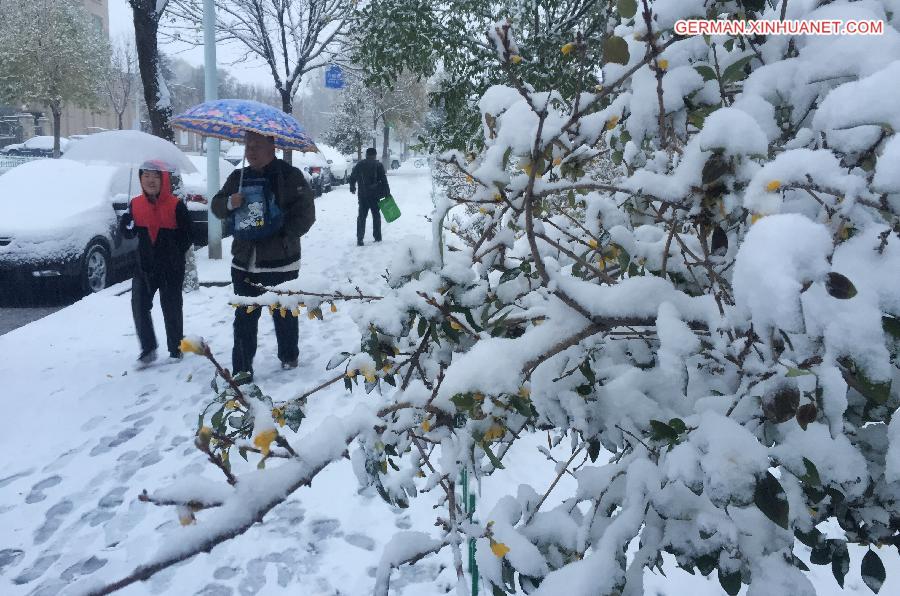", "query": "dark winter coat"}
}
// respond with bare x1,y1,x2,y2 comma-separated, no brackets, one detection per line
119,171,192,276
211,158,316,270
349,157,390,204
